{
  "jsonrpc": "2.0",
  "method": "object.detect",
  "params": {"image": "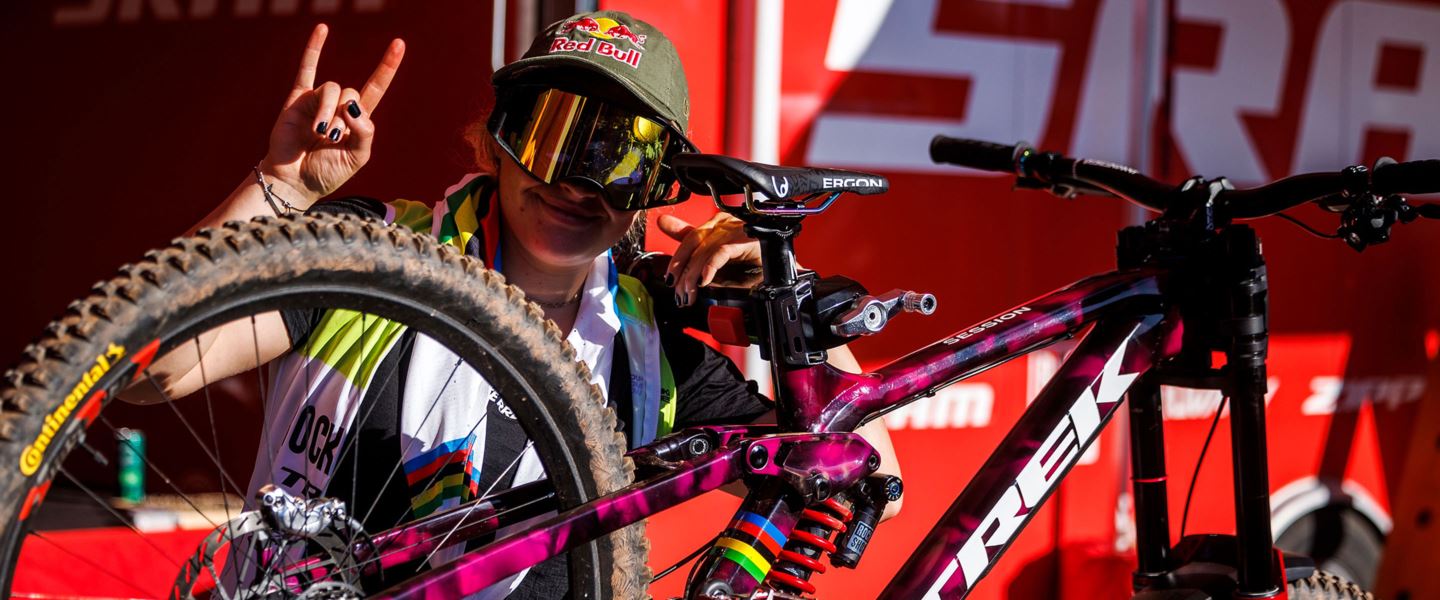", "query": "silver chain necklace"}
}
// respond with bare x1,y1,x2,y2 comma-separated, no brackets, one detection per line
531,290,582,309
